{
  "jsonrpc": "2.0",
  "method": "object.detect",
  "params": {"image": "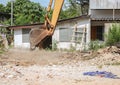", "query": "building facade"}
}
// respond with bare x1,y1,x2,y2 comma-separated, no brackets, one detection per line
90,0,120,41
9,0,120,50
53,16,90,50
9,24,42,48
